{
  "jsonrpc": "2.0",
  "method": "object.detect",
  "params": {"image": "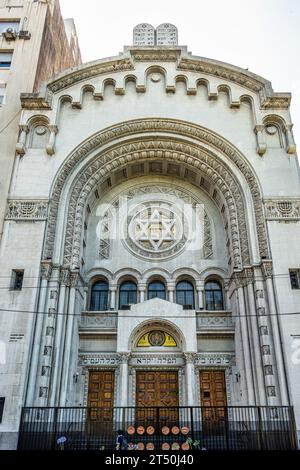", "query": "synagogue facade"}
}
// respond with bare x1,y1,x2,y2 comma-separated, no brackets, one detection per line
0,23,300,449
